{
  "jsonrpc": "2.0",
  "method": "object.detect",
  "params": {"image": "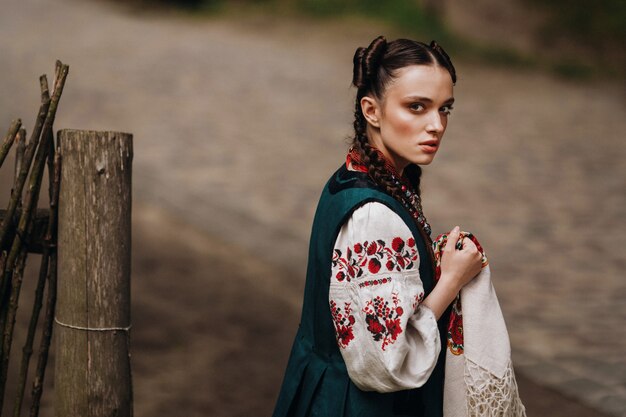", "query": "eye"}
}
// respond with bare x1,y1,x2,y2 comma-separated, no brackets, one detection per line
409,103,425,112
439,104,454,116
